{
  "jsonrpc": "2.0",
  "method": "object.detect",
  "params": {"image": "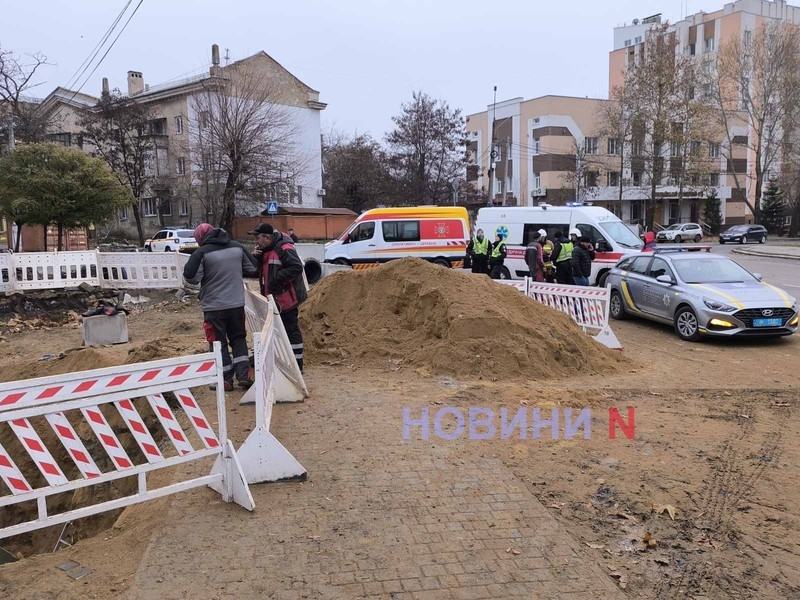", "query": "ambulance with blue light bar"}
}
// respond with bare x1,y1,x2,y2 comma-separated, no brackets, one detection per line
324,206,470,270
476,202,644,286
